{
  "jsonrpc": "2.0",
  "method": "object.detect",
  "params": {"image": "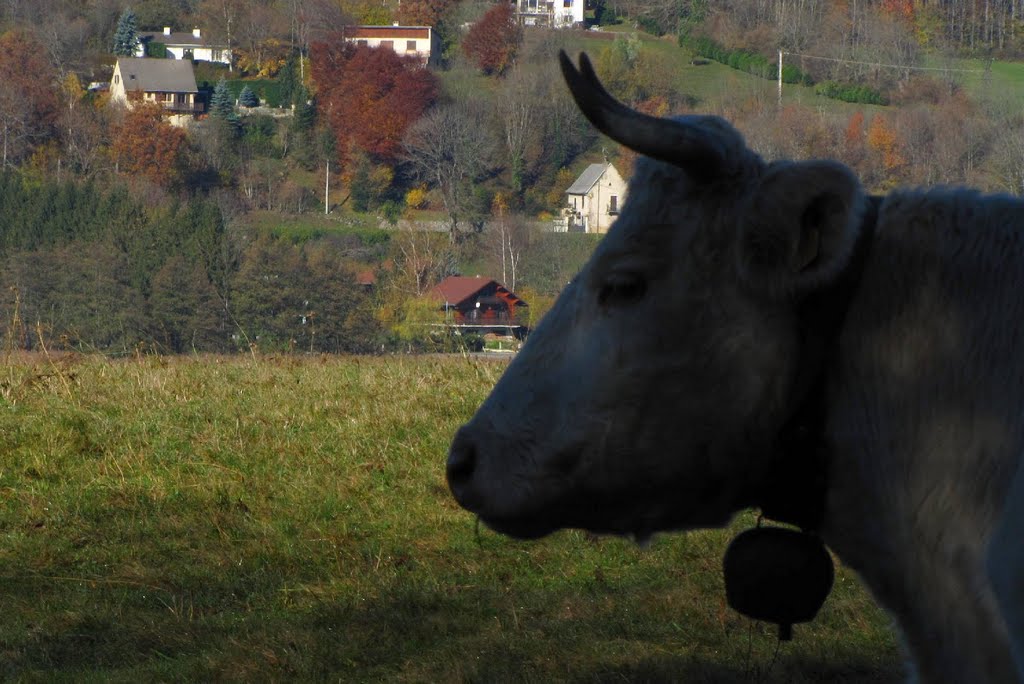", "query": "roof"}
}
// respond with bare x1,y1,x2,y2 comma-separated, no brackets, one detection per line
115,58,198,93
566,163,610,195
355,268,376,286
139,30,224,48
346,25,432,40
430,276,527,308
